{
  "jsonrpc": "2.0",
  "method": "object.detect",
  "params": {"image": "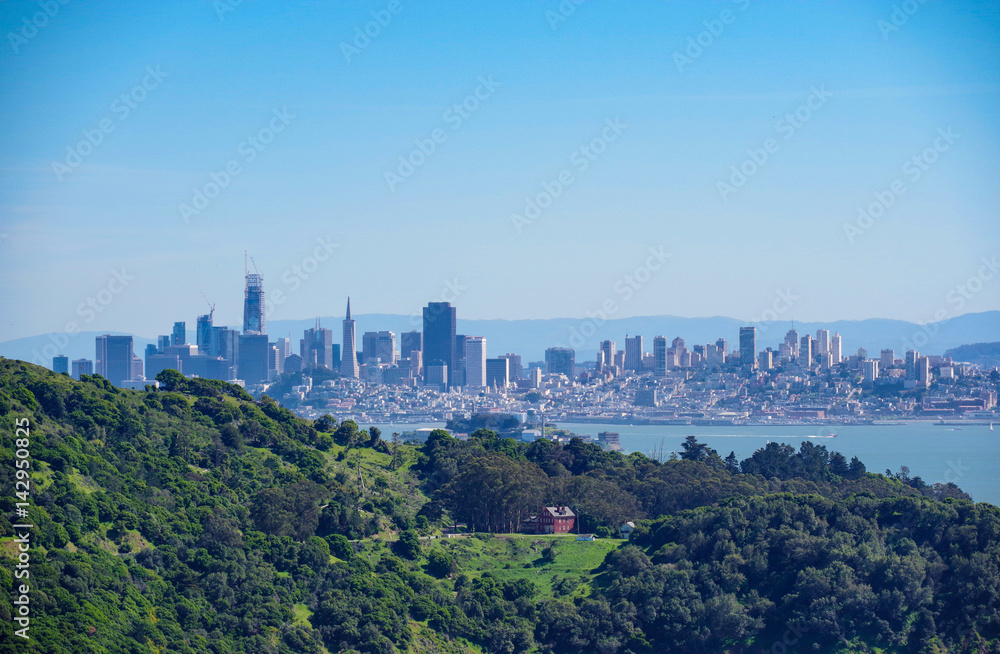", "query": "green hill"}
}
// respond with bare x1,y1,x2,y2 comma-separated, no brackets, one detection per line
0,359,998,653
